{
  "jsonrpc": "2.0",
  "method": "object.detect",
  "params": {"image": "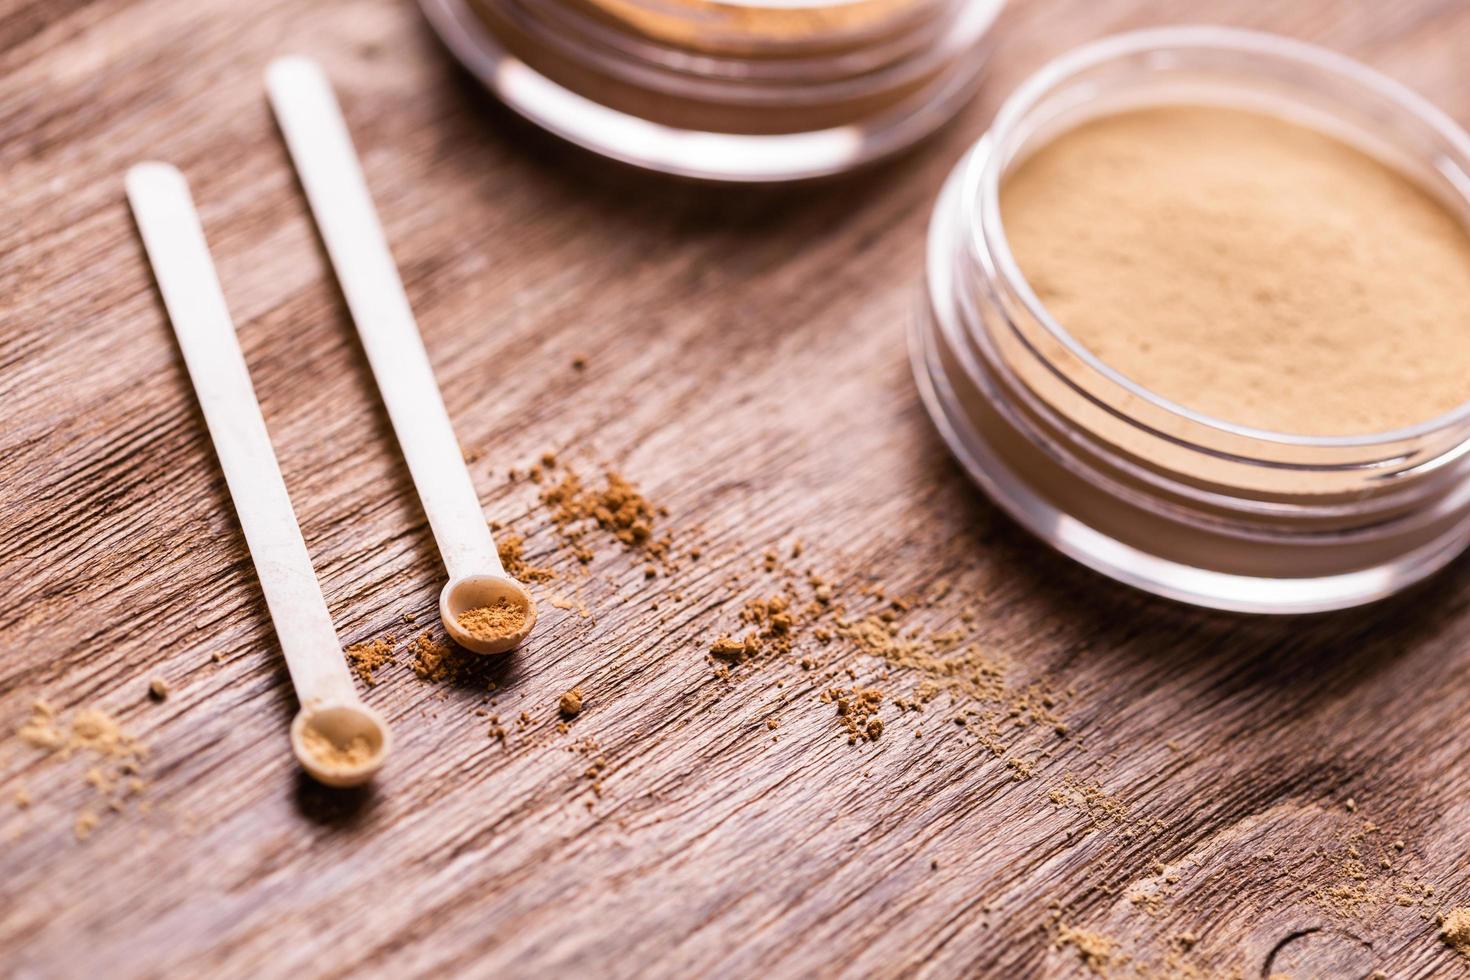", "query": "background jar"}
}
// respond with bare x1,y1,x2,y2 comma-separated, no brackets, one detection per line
420,0,1005,182
912,27,1470,614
